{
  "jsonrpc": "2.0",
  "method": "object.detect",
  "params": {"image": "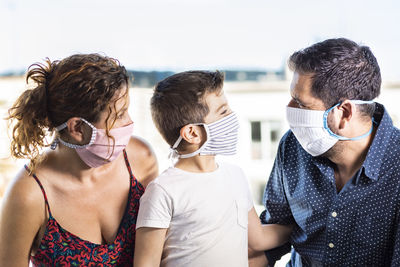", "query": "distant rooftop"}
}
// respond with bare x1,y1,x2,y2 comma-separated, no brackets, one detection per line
0,69,287,88
127,69,287,88
1,69,398,91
